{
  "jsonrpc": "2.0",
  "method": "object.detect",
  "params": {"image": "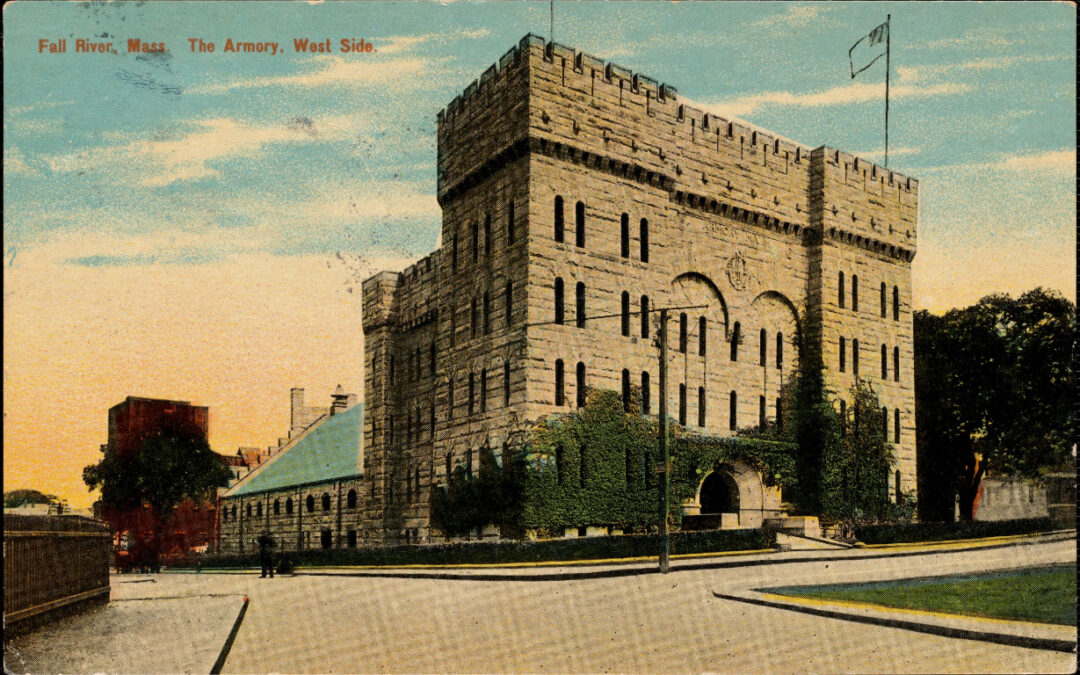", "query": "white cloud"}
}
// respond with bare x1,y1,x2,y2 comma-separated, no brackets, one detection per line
1000,149,1075,171
3,146,36,176
917,149,1075,175
749,5,832,29
44,114,373,187
847,146,921,163
378,29,490,55
896,53,1070,84
701,80,972,117
189,29,490,95
191,56,431,94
